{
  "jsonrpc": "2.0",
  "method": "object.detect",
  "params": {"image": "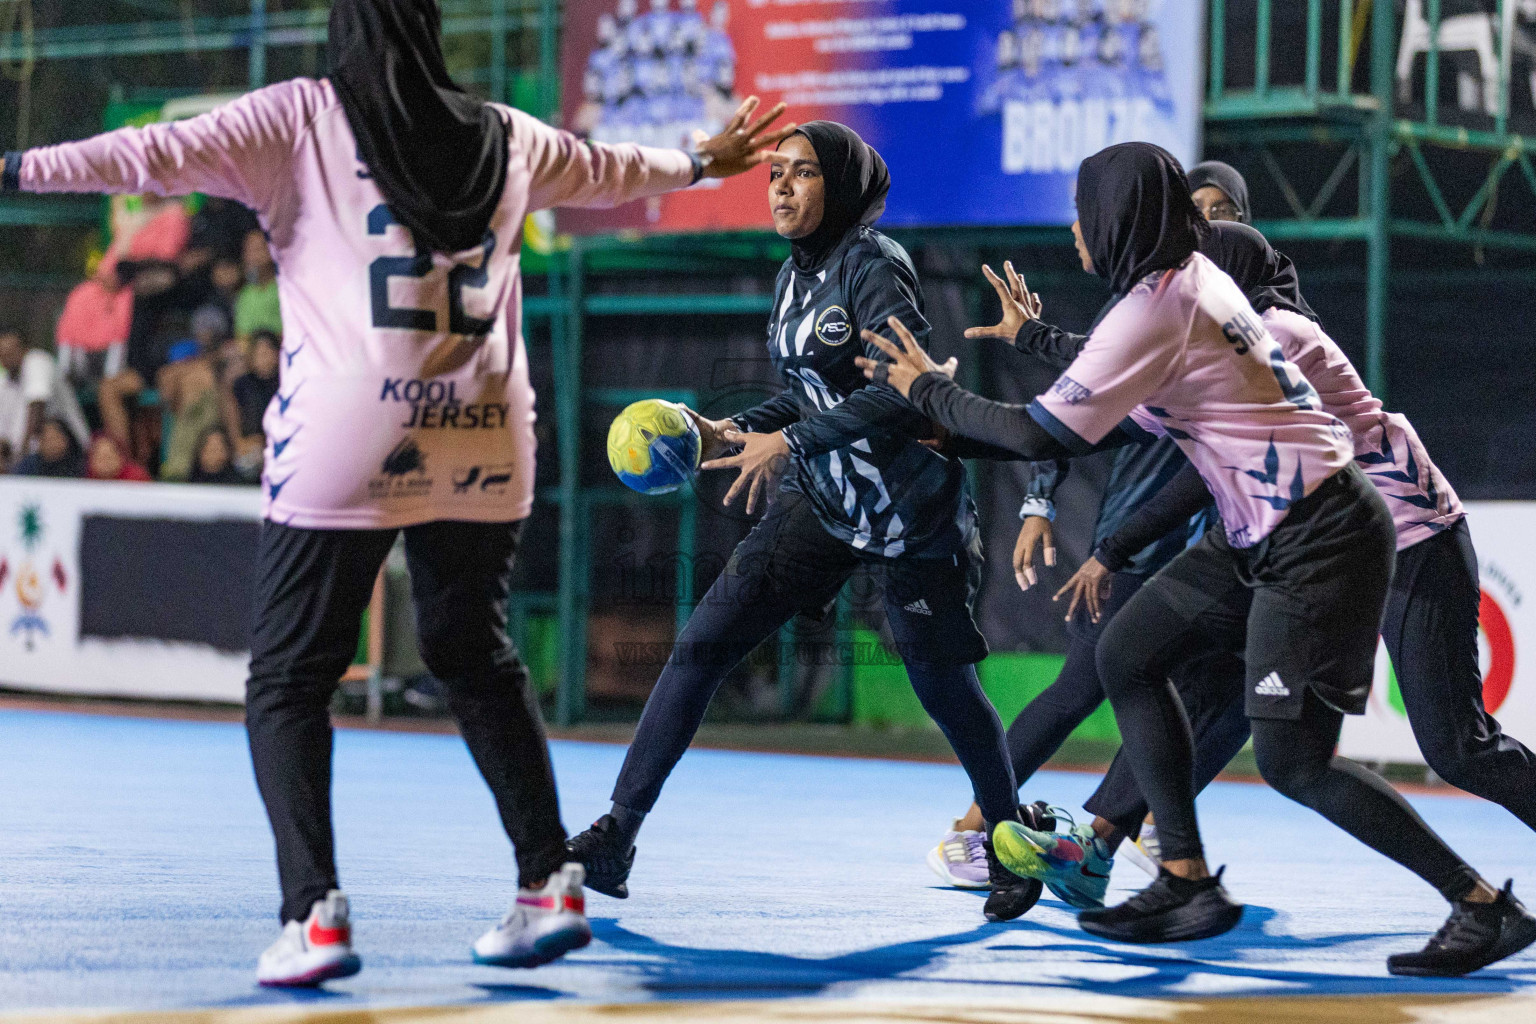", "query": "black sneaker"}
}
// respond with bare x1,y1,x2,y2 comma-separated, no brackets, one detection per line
1020,800,1056,832
982,838,1044,922
1079,866,1243,943
565,814,635,899
1387,880,1536,977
